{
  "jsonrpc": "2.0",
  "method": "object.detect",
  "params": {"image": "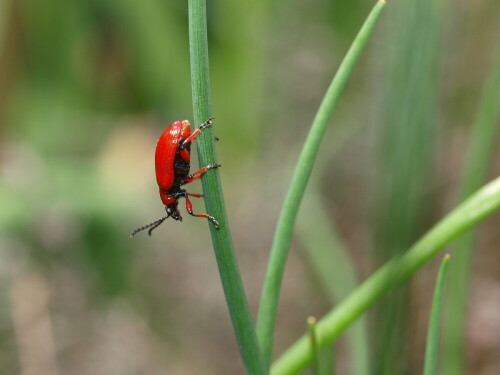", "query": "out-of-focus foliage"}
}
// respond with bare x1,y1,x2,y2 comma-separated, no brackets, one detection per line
0,0,498,374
